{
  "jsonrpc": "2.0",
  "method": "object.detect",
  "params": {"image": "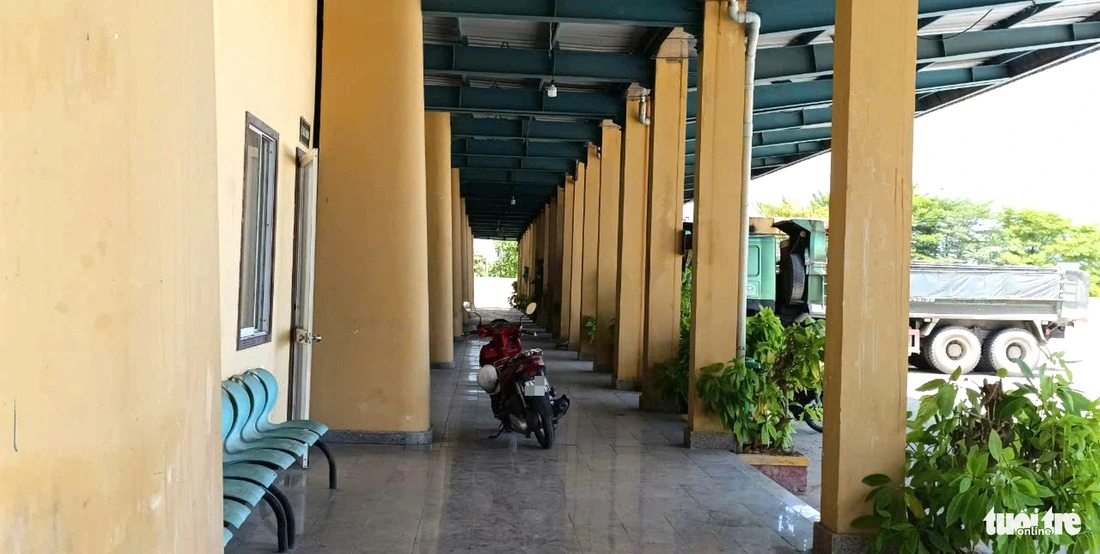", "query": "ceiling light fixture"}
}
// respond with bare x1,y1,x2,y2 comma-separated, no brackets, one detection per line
510,195,516,206
546,82,558,98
